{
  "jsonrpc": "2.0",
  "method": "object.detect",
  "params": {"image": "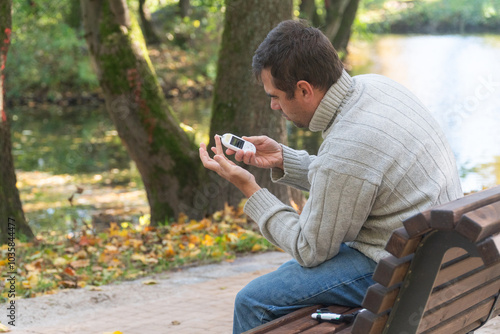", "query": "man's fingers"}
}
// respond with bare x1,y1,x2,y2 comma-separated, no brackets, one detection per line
242,135,266,145
214,135,224,155
242,151,254,165
214,154,233,170
234,150,245,162
199,144,220,171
